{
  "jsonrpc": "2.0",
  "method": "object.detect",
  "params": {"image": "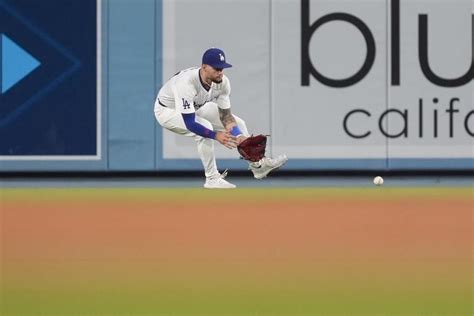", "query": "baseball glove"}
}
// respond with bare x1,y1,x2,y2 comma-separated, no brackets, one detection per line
237,134,267,162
